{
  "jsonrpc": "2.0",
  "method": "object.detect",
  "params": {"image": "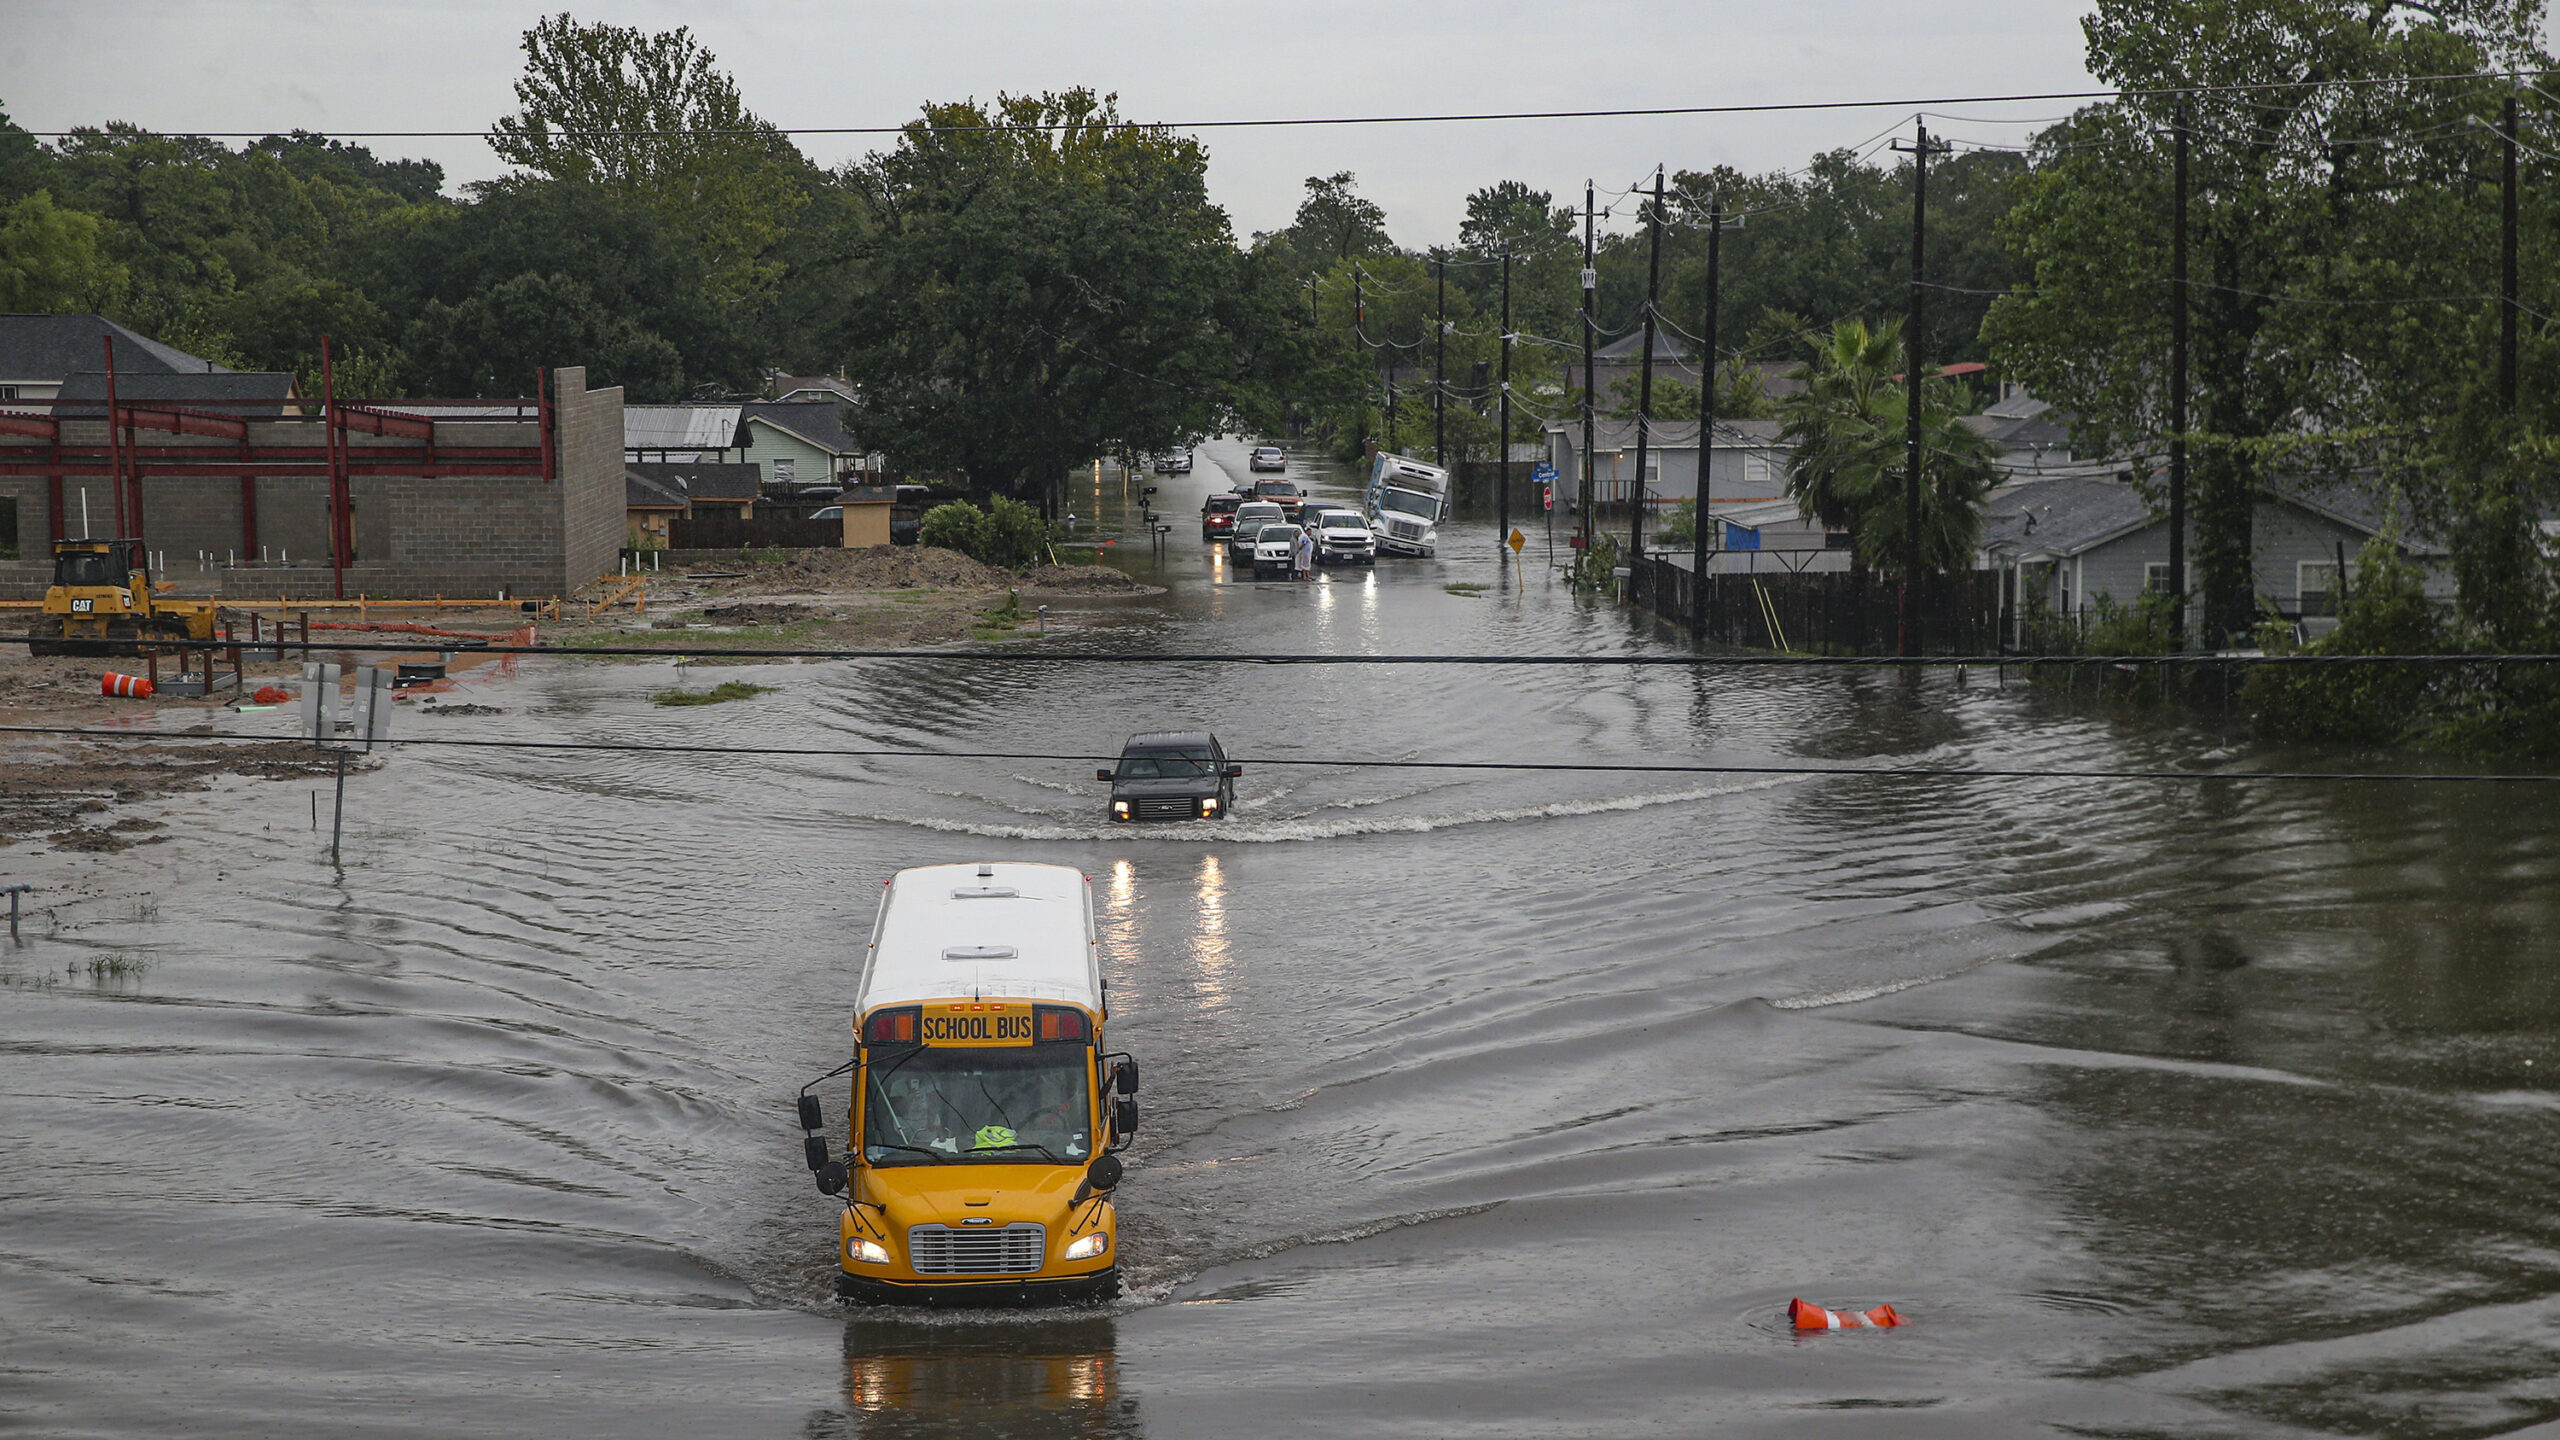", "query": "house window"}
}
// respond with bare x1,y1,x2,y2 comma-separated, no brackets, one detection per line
2299,560,2343,617
0,495,15,559
771,457,796,483
2144,562,2172,594
0,385,18,401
